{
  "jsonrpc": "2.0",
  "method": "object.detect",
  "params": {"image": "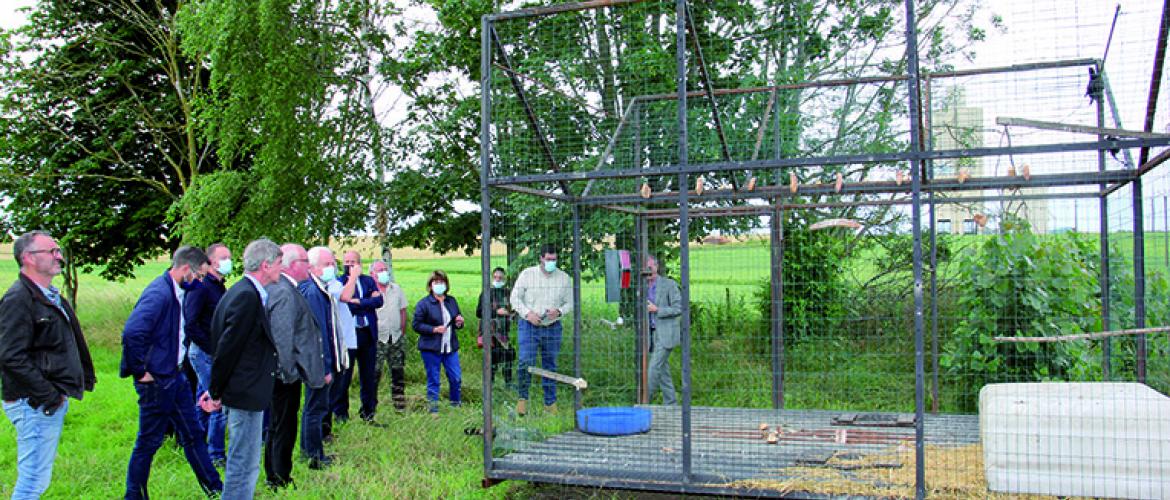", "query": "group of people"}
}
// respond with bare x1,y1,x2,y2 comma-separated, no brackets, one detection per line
0,232,683,499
